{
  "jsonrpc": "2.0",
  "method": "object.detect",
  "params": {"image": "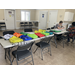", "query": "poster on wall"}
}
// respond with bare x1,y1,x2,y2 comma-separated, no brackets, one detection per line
42,14,44,18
